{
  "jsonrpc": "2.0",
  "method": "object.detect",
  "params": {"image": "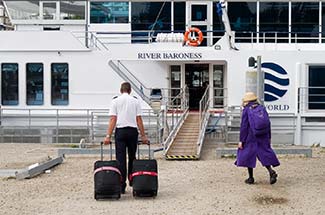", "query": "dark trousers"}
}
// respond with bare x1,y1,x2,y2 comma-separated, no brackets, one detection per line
115,127,138,188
